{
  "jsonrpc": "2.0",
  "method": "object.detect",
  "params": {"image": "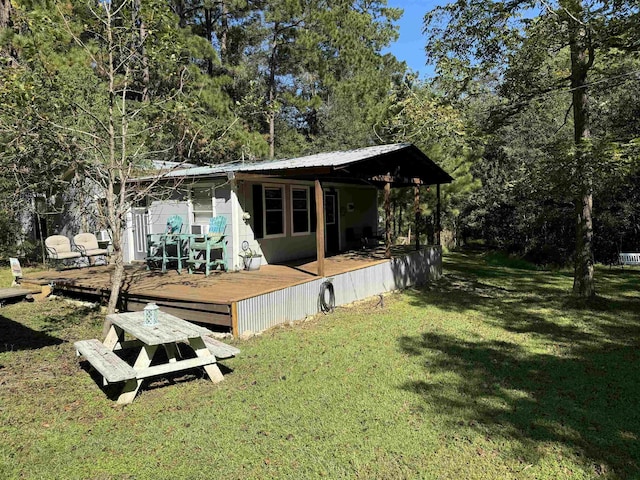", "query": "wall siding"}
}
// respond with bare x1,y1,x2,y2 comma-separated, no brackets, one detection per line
148,200,189,234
